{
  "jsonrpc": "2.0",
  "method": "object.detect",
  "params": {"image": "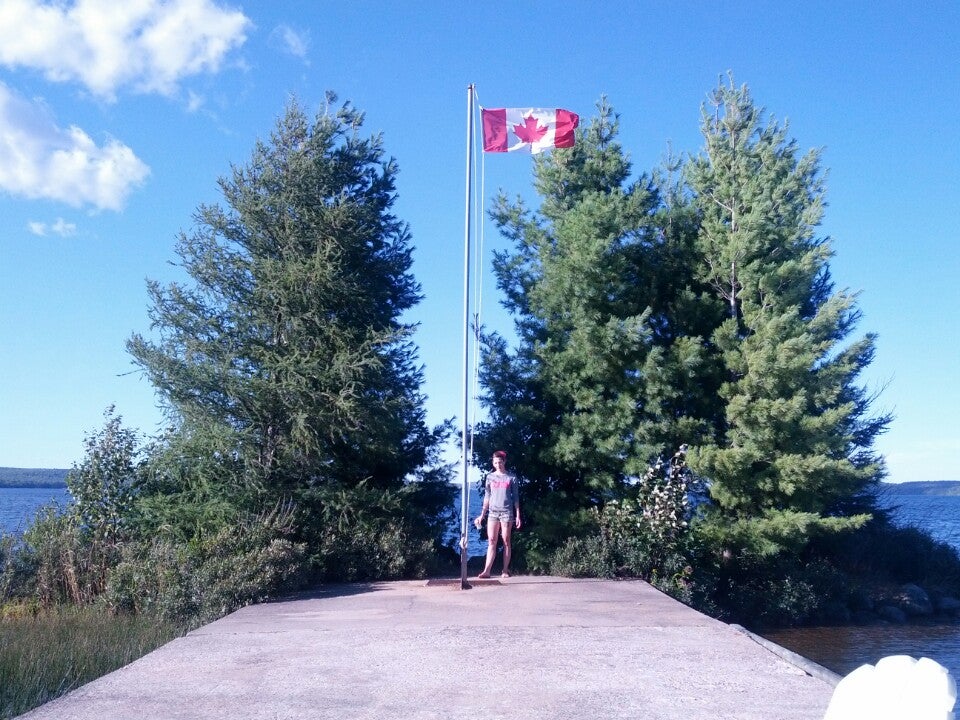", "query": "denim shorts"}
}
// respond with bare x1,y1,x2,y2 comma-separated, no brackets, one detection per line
488,509,514,524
